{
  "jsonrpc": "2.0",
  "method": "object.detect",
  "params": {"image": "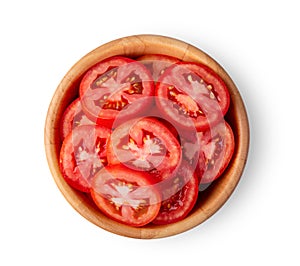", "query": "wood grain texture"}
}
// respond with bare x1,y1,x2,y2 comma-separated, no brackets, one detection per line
44,34,249,239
